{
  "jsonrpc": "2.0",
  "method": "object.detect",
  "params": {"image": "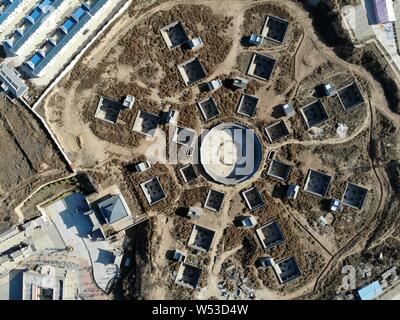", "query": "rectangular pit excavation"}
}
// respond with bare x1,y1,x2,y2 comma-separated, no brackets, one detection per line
204,189,225,213
265,120,290,143
342,182,368,210
247,53,277,81
304,169,332,197
197,96,220,121
132,110,160,137
338,82,365,110
300,99,329,128
242,186,265,211
94,96,122,124
172,126,197,148
275,256,302,284
187,224,215,252
160,21,189,49
179,164,198,183
140,176,167,205
261,15,289,43
177,57,207,86
267,160,292,181
256,220,285,250
175,263,202,289
236,93,259,118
